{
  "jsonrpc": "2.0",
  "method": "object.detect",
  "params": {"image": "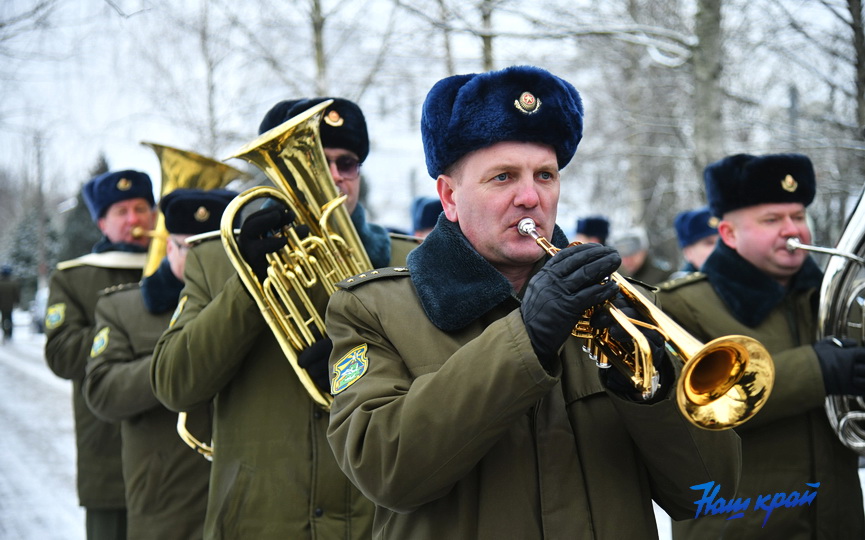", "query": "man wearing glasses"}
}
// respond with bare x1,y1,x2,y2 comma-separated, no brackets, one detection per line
150,98,392,538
